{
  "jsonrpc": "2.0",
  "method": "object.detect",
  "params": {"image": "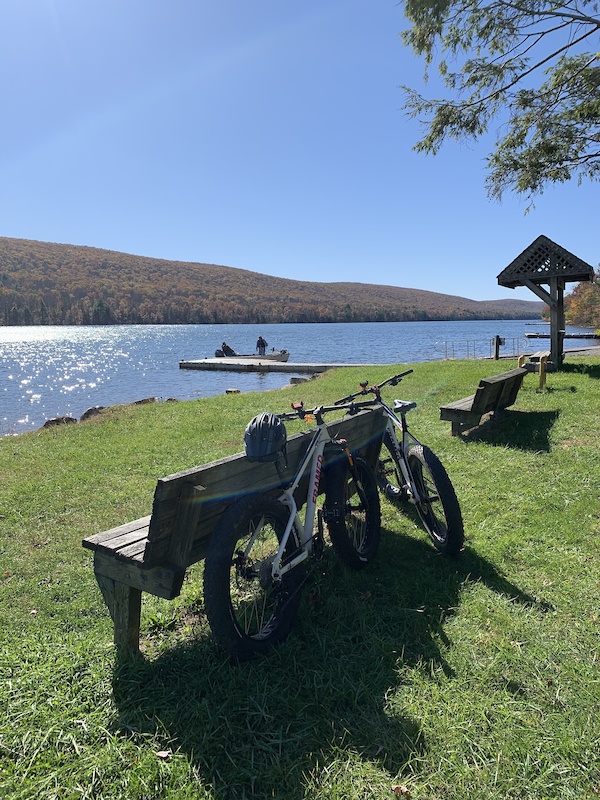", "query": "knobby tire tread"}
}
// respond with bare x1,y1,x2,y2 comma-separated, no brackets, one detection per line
407,444,464,555
203,494,303,661
325,456,381,569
